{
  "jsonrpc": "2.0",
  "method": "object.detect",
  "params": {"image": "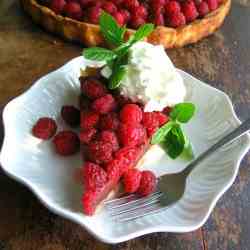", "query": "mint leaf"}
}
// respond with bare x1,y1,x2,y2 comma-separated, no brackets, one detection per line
109,65,127,89
181,139,194,161
170,103,196,123
83,47,117,61
129,23,154,43
161,124,185,159
100,12,126,46
151,121,174,144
